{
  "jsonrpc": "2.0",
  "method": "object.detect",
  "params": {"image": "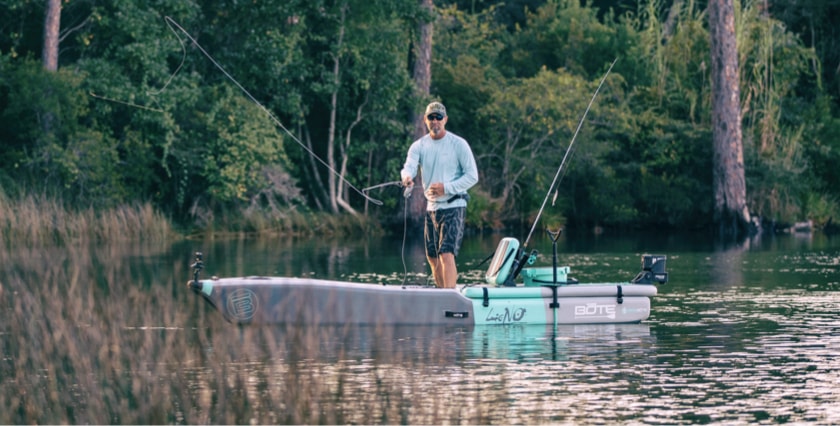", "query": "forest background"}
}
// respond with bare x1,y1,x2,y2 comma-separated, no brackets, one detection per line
1,0,839,242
